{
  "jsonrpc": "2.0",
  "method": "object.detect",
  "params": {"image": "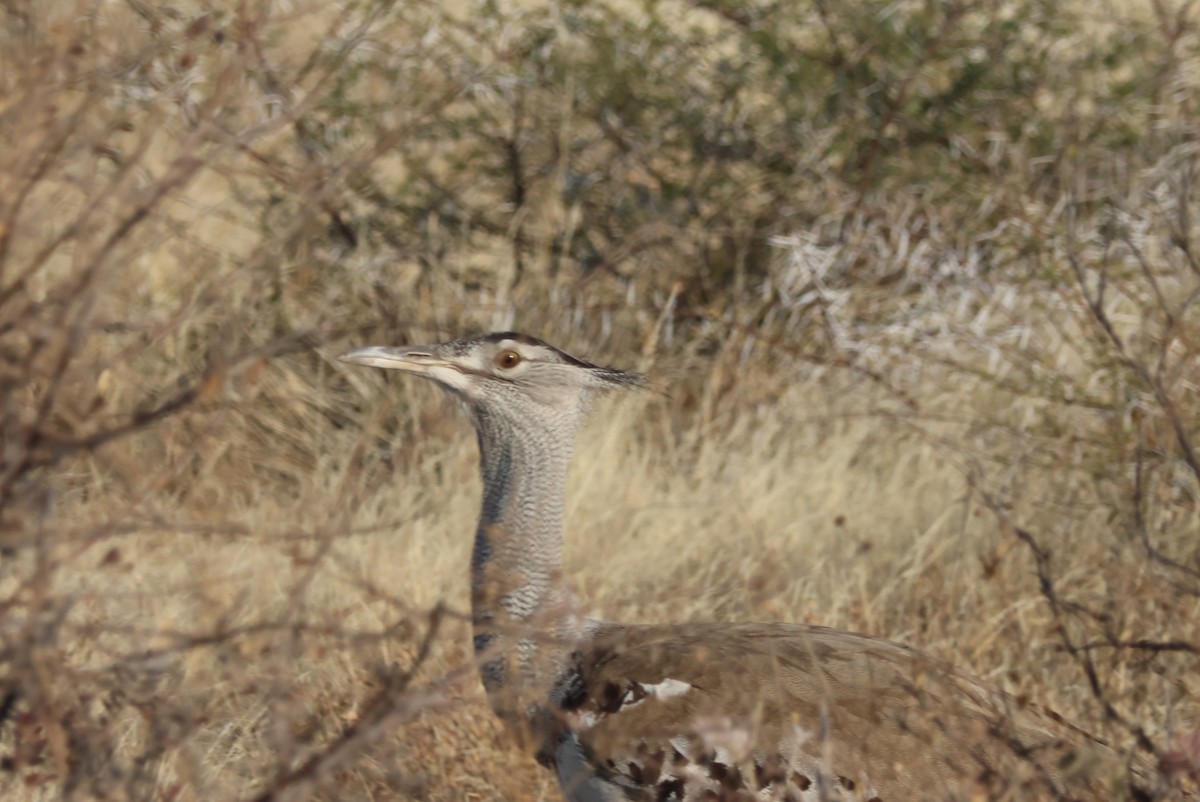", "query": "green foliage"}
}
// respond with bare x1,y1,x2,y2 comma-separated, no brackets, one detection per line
273,0,1167,300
